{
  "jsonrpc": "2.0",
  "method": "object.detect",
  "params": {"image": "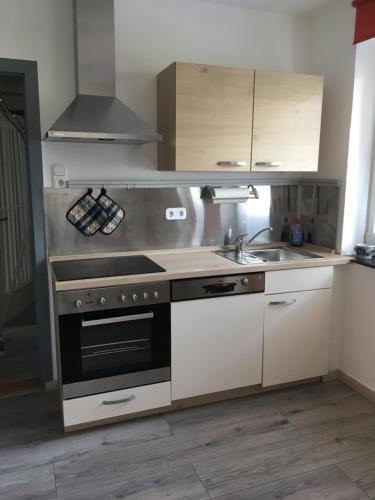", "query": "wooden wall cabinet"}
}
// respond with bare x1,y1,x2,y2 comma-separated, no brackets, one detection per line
157,62,254,172
157,62,324,173
252,71,324,172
